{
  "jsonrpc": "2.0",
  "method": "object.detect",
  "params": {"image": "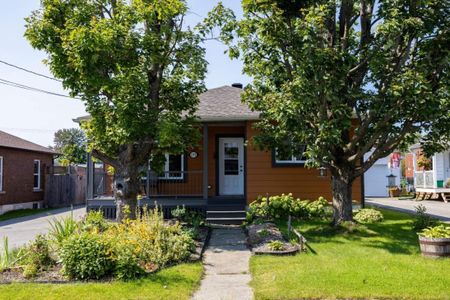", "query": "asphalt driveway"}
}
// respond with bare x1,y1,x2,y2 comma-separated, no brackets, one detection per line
0,206,86,251
366,197,450,222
